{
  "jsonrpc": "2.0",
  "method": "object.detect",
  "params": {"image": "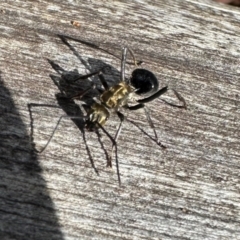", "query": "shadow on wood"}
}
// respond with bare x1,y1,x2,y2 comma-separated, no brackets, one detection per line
0,72,64,240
